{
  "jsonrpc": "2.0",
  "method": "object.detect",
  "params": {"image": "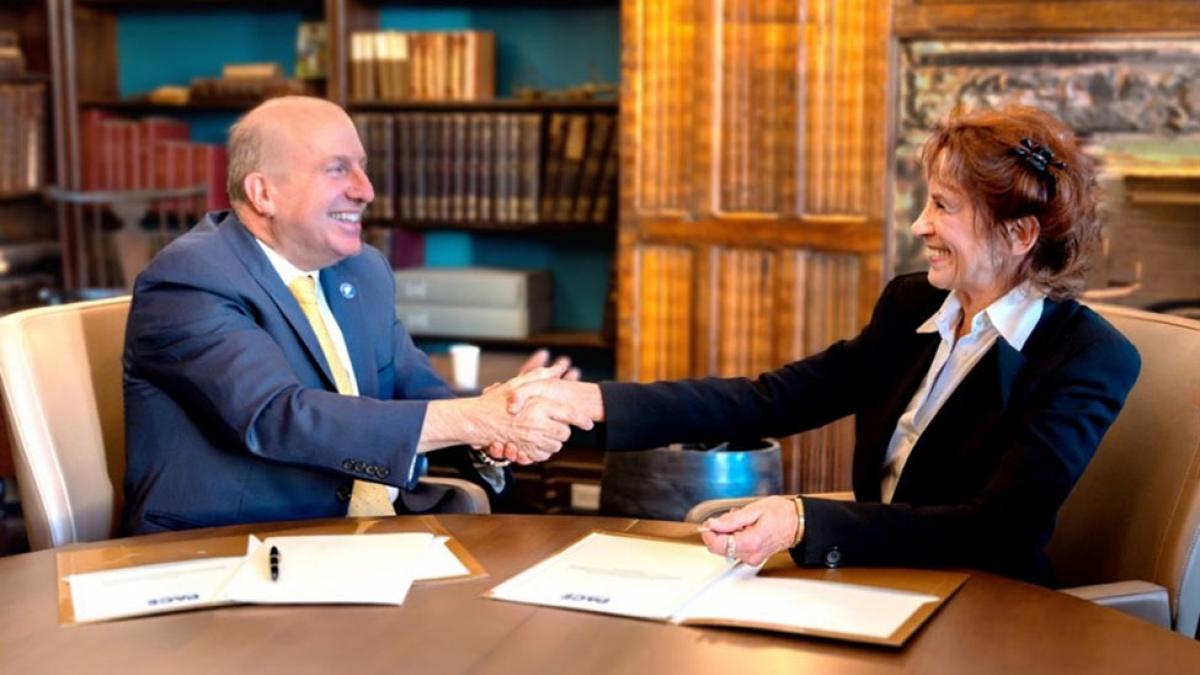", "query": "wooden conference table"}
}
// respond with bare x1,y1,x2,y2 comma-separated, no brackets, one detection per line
3,514,1199,674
